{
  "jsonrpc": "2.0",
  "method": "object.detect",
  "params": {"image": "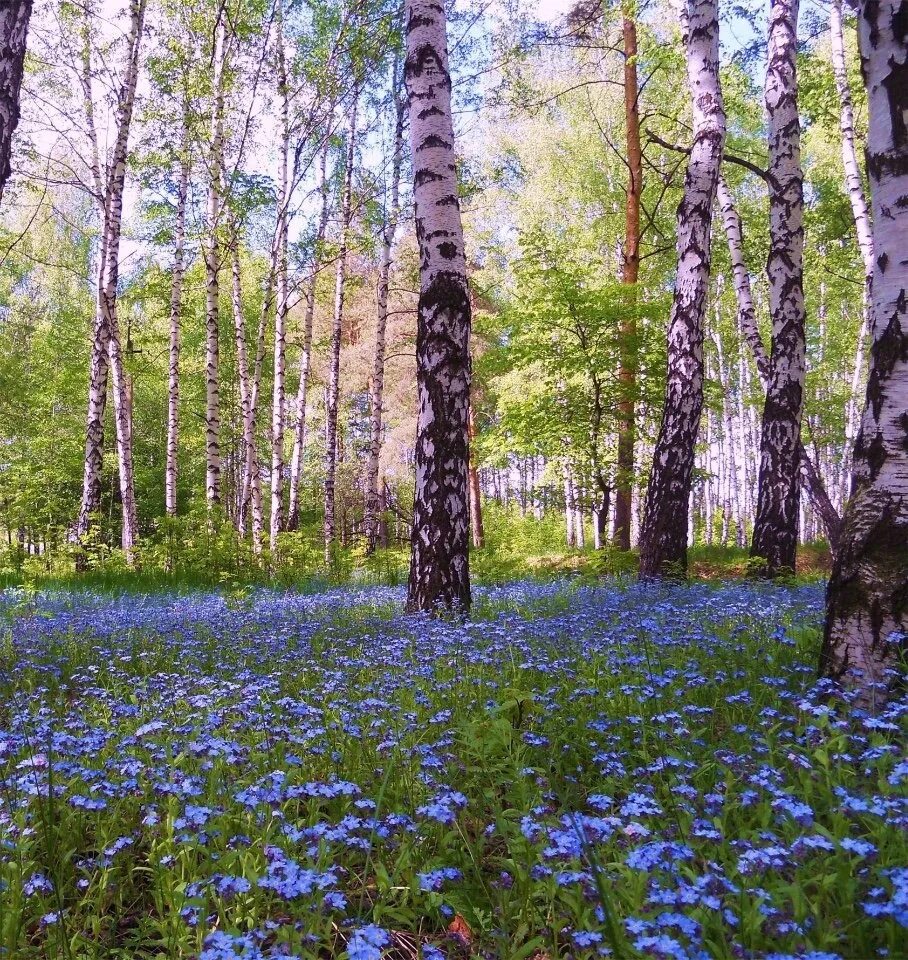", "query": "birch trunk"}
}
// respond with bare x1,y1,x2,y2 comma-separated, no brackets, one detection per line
230,236,263,554
73,8,109,559
751,0,807,576
270,7,290,547
638,0,725,578
404,0,472,612
287,144,330,530
716,177,841,548
364,85,406,555
830,0,875,477
821,0,908,707
468,402,484,549
0,0,31,203
204,13,226,507
75,0,145,567
324,96,357,564
241,252,275,525
165,111,190,518
713,331,742,545
564,466,575,547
